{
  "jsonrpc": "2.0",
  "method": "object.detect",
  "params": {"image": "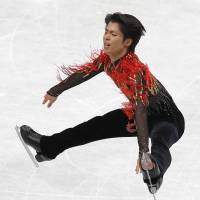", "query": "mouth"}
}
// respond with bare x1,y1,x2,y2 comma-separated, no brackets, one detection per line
104,43,111,48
